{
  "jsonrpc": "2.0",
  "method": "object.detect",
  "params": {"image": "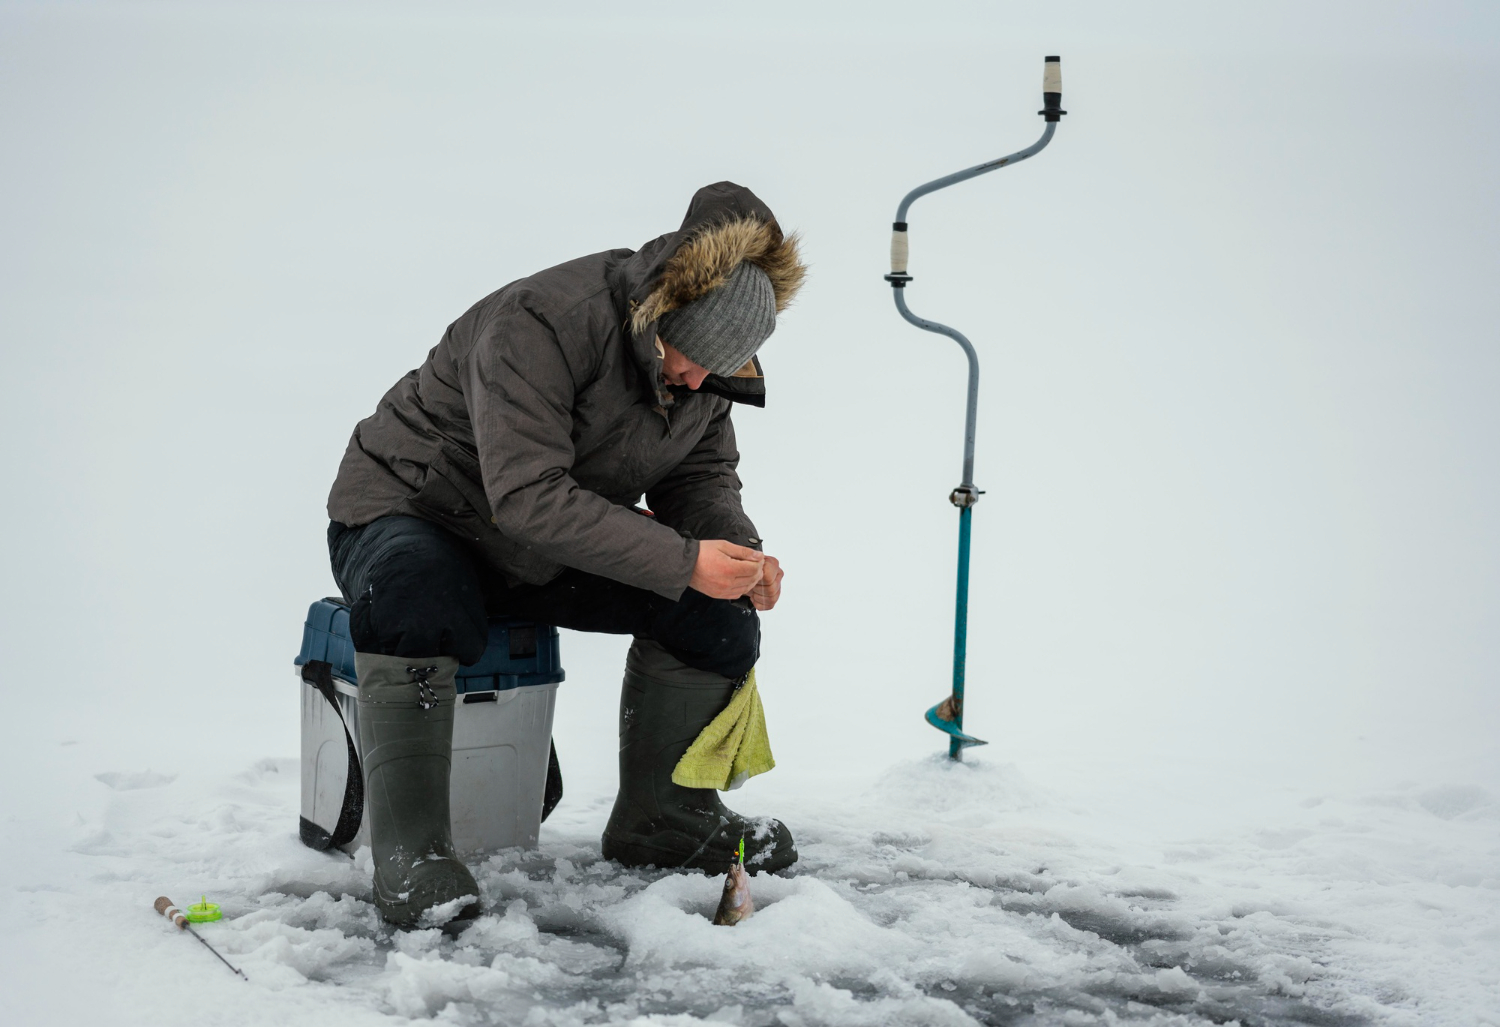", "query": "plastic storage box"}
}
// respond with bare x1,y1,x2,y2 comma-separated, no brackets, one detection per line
295,598,564,856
